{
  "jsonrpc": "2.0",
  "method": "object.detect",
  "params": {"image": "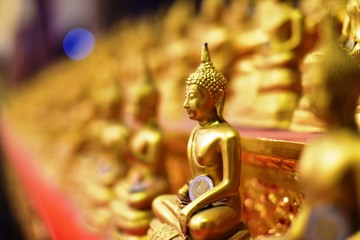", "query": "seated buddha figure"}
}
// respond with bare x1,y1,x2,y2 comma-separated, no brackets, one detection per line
148,43,251,240
259,37,360,240
342,0,360,54
77,81,130,231
341,0,360,128
226,0,304,129
111,67,169,238
289,51,327,132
